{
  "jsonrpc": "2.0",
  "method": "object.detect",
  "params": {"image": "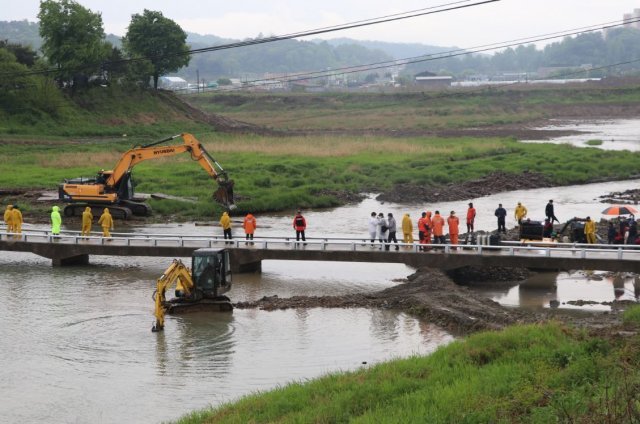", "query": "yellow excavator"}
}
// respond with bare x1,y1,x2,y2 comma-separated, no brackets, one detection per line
152,248,233,332
59,133,235,219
